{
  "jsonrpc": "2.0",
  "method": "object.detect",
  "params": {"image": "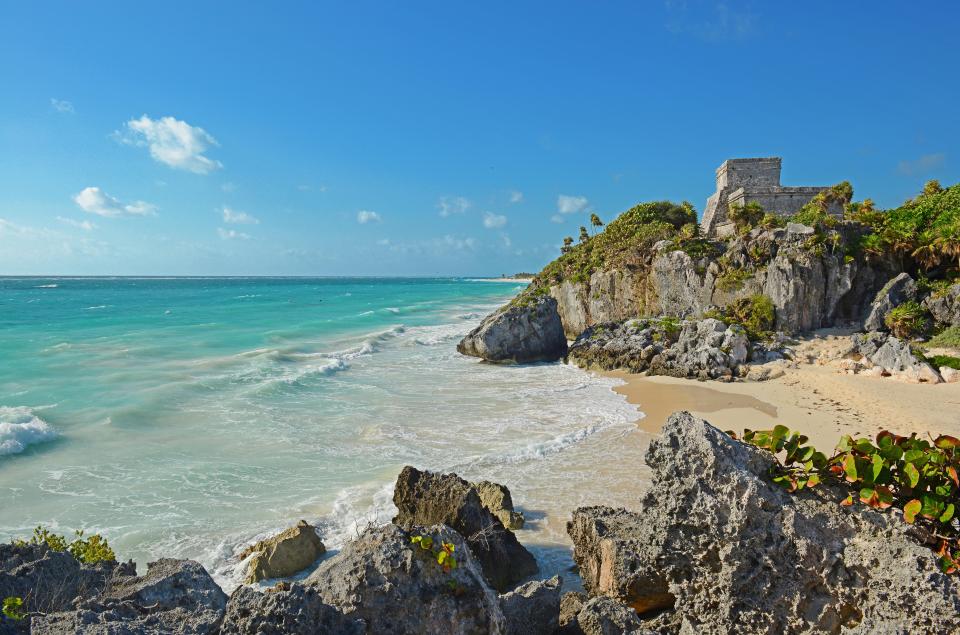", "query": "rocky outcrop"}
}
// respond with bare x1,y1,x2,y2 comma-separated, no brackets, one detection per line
392,466,538,591
925,282,960,327
568,411,960,633
570,596,650,635
238,520,325,583
499,575,562,635
33,559,227,634
306,524,504,634
475,481,524,530
544,225,892,338
457,295,567,363
568,318,750,381
221,584,364,634
863,272,918,331
850,331,942,383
